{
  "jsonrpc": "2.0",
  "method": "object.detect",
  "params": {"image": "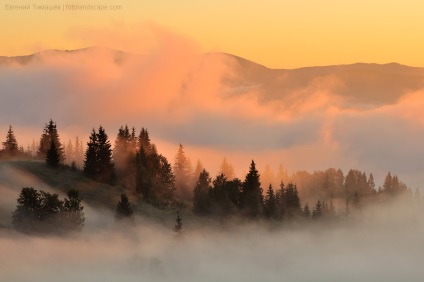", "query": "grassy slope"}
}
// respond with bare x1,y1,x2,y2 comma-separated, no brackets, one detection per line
0,160,214,230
